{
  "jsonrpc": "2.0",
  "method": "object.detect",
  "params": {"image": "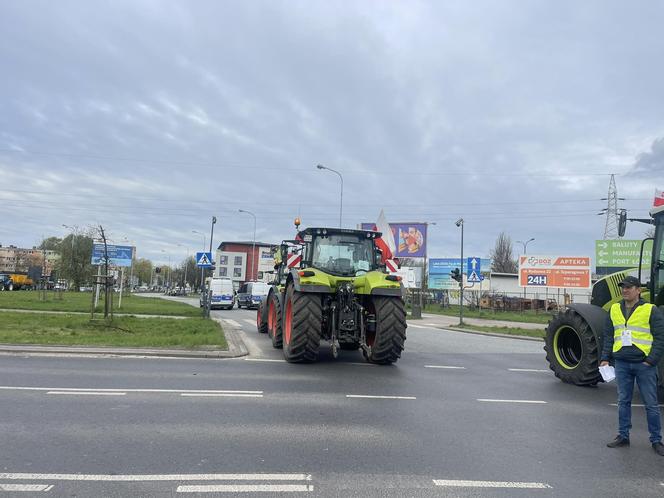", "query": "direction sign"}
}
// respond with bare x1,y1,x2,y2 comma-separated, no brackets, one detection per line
467,257,481,282
196,252,213,267
91,244,134,267
595,240,652,268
